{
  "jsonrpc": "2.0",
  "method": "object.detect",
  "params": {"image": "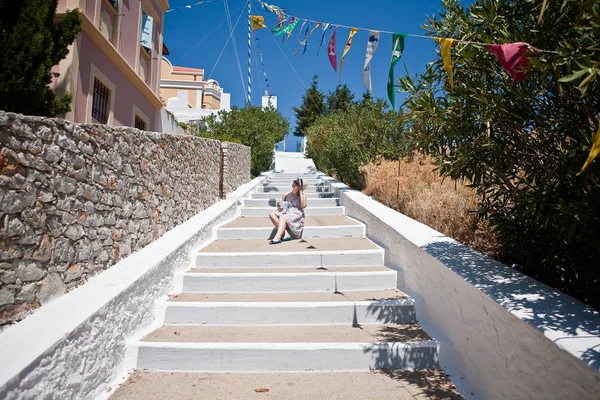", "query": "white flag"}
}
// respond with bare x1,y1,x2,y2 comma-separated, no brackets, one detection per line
362,31,380,94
